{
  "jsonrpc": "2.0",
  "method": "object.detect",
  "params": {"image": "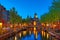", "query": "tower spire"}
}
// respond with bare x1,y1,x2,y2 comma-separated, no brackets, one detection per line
34,13,38,18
